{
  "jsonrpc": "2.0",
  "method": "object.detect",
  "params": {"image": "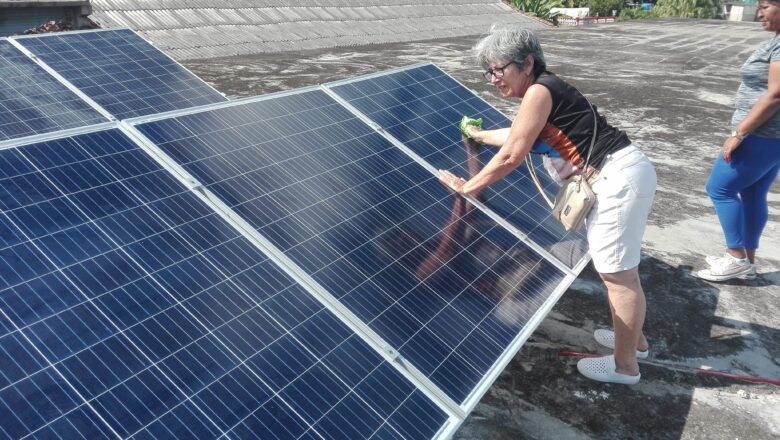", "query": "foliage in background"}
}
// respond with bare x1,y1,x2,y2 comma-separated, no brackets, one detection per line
618,7,659,20
585,0,624,16
511,0,563,21
654,0,721,18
